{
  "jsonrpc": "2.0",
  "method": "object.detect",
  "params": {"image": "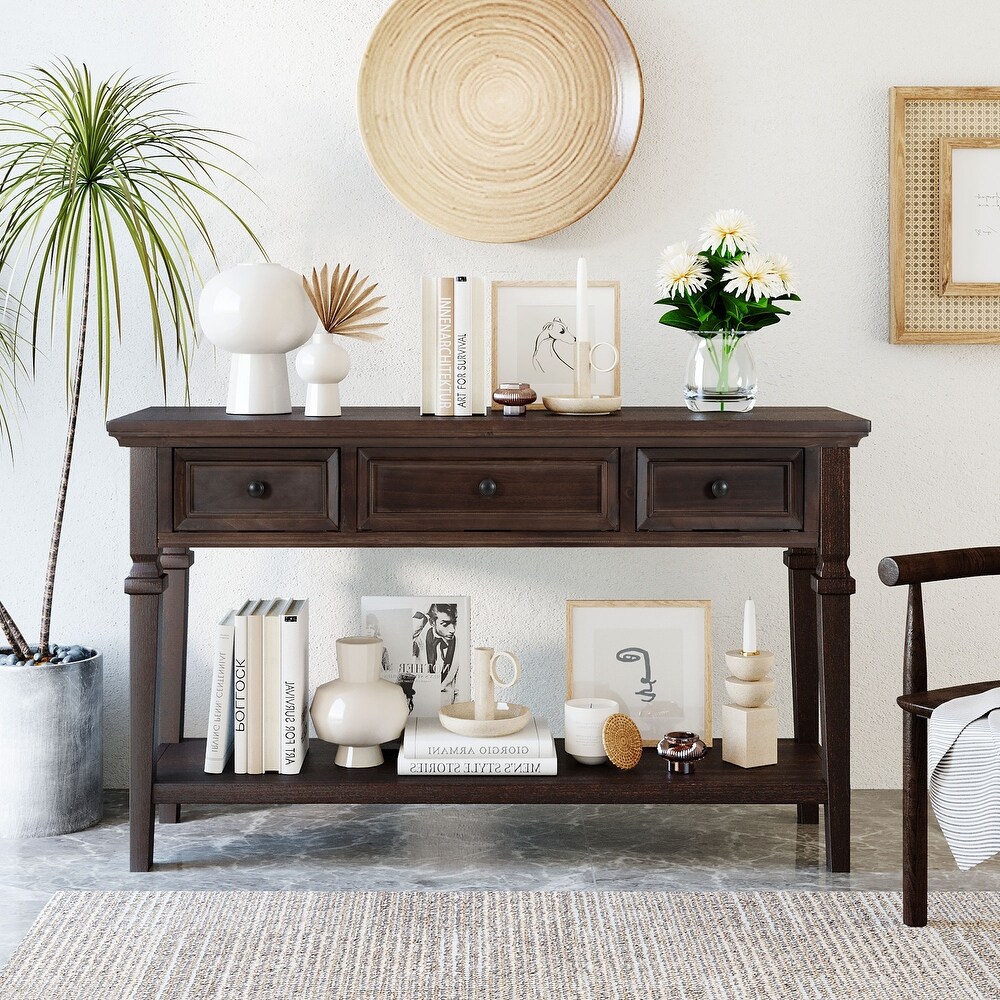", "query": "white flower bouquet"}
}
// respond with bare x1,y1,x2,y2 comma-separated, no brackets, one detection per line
655,210,799,335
